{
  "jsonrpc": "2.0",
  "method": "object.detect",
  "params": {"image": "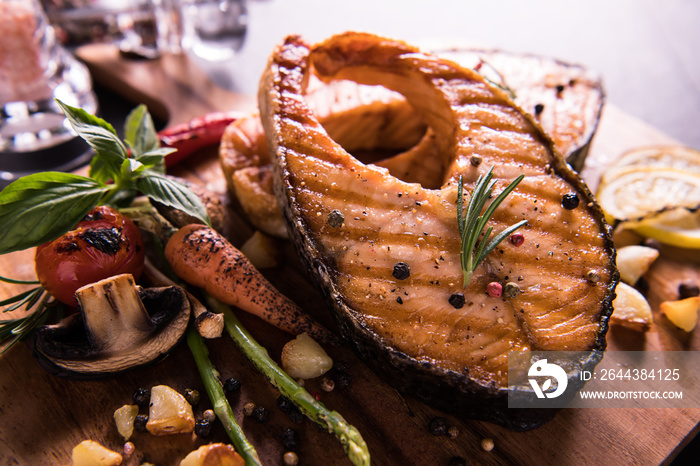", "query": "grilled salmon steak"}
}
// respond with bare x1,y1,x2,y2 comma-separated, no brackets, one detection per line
436,47,605,172
259,32,617,429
